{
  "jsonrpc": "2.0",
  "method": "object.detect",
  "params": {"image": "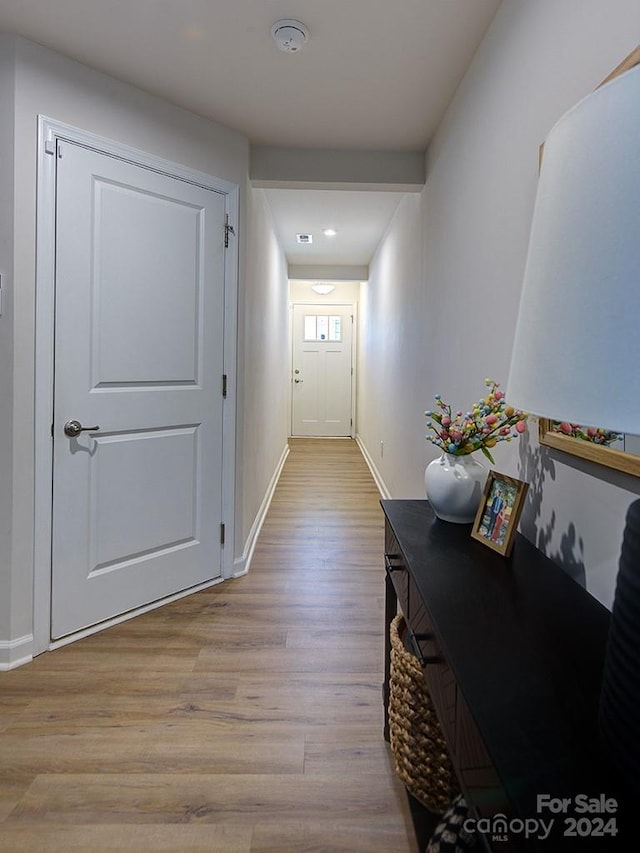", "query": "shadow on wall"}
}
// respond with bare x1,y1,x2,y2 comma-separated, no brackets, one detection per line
518,429,586,588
